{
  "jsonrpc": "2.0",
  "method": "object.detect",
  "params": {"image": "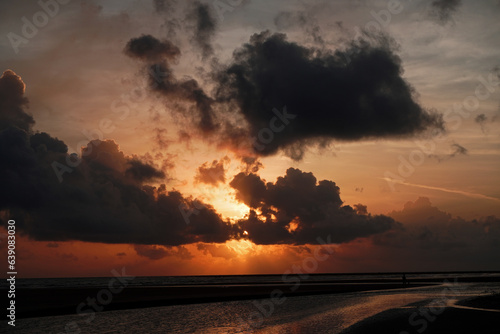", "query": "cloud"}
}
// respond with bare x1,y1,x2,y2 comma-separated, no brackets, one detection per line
135,244,168,260
214,31,444,159
197,243,238,259
475,113,488,134
325,198,500,272
125,35,218,133
134,244,193,260
153,0,176,13
186,1,217,60
428,0,462,24
231,168,397,245
125,159,166,182
195,157,229,186
377,197,500,251
274,10,324,45
125,34,181,62
239,156,263,174
429,142,468,162
0,70,234,246
0,70,33,132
